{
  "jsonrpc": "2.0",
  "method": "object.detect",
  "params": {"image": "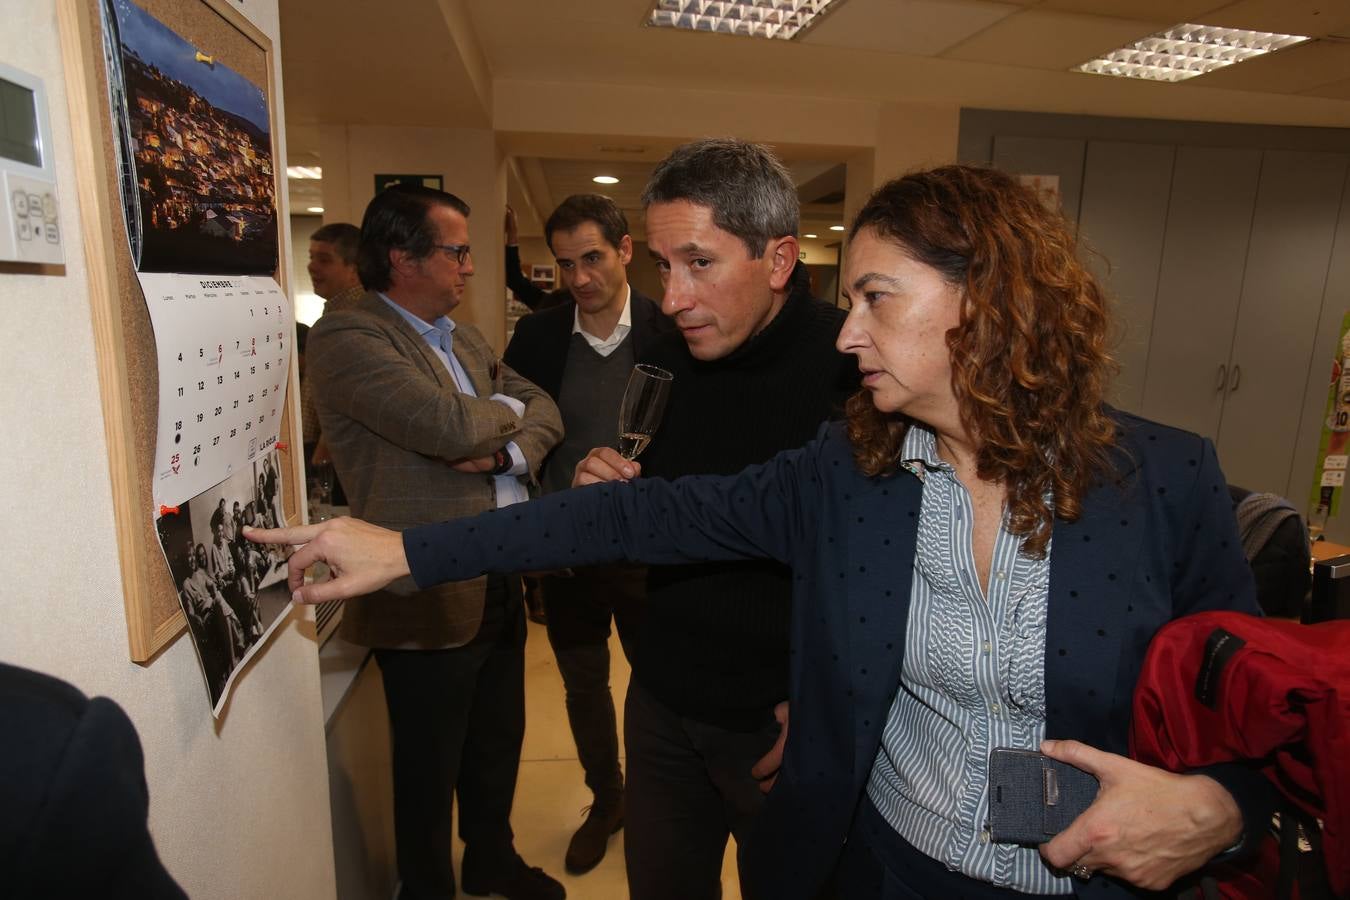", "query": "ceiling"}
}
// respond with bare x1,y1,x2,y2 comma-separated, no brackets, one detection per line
280,0,1350,238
